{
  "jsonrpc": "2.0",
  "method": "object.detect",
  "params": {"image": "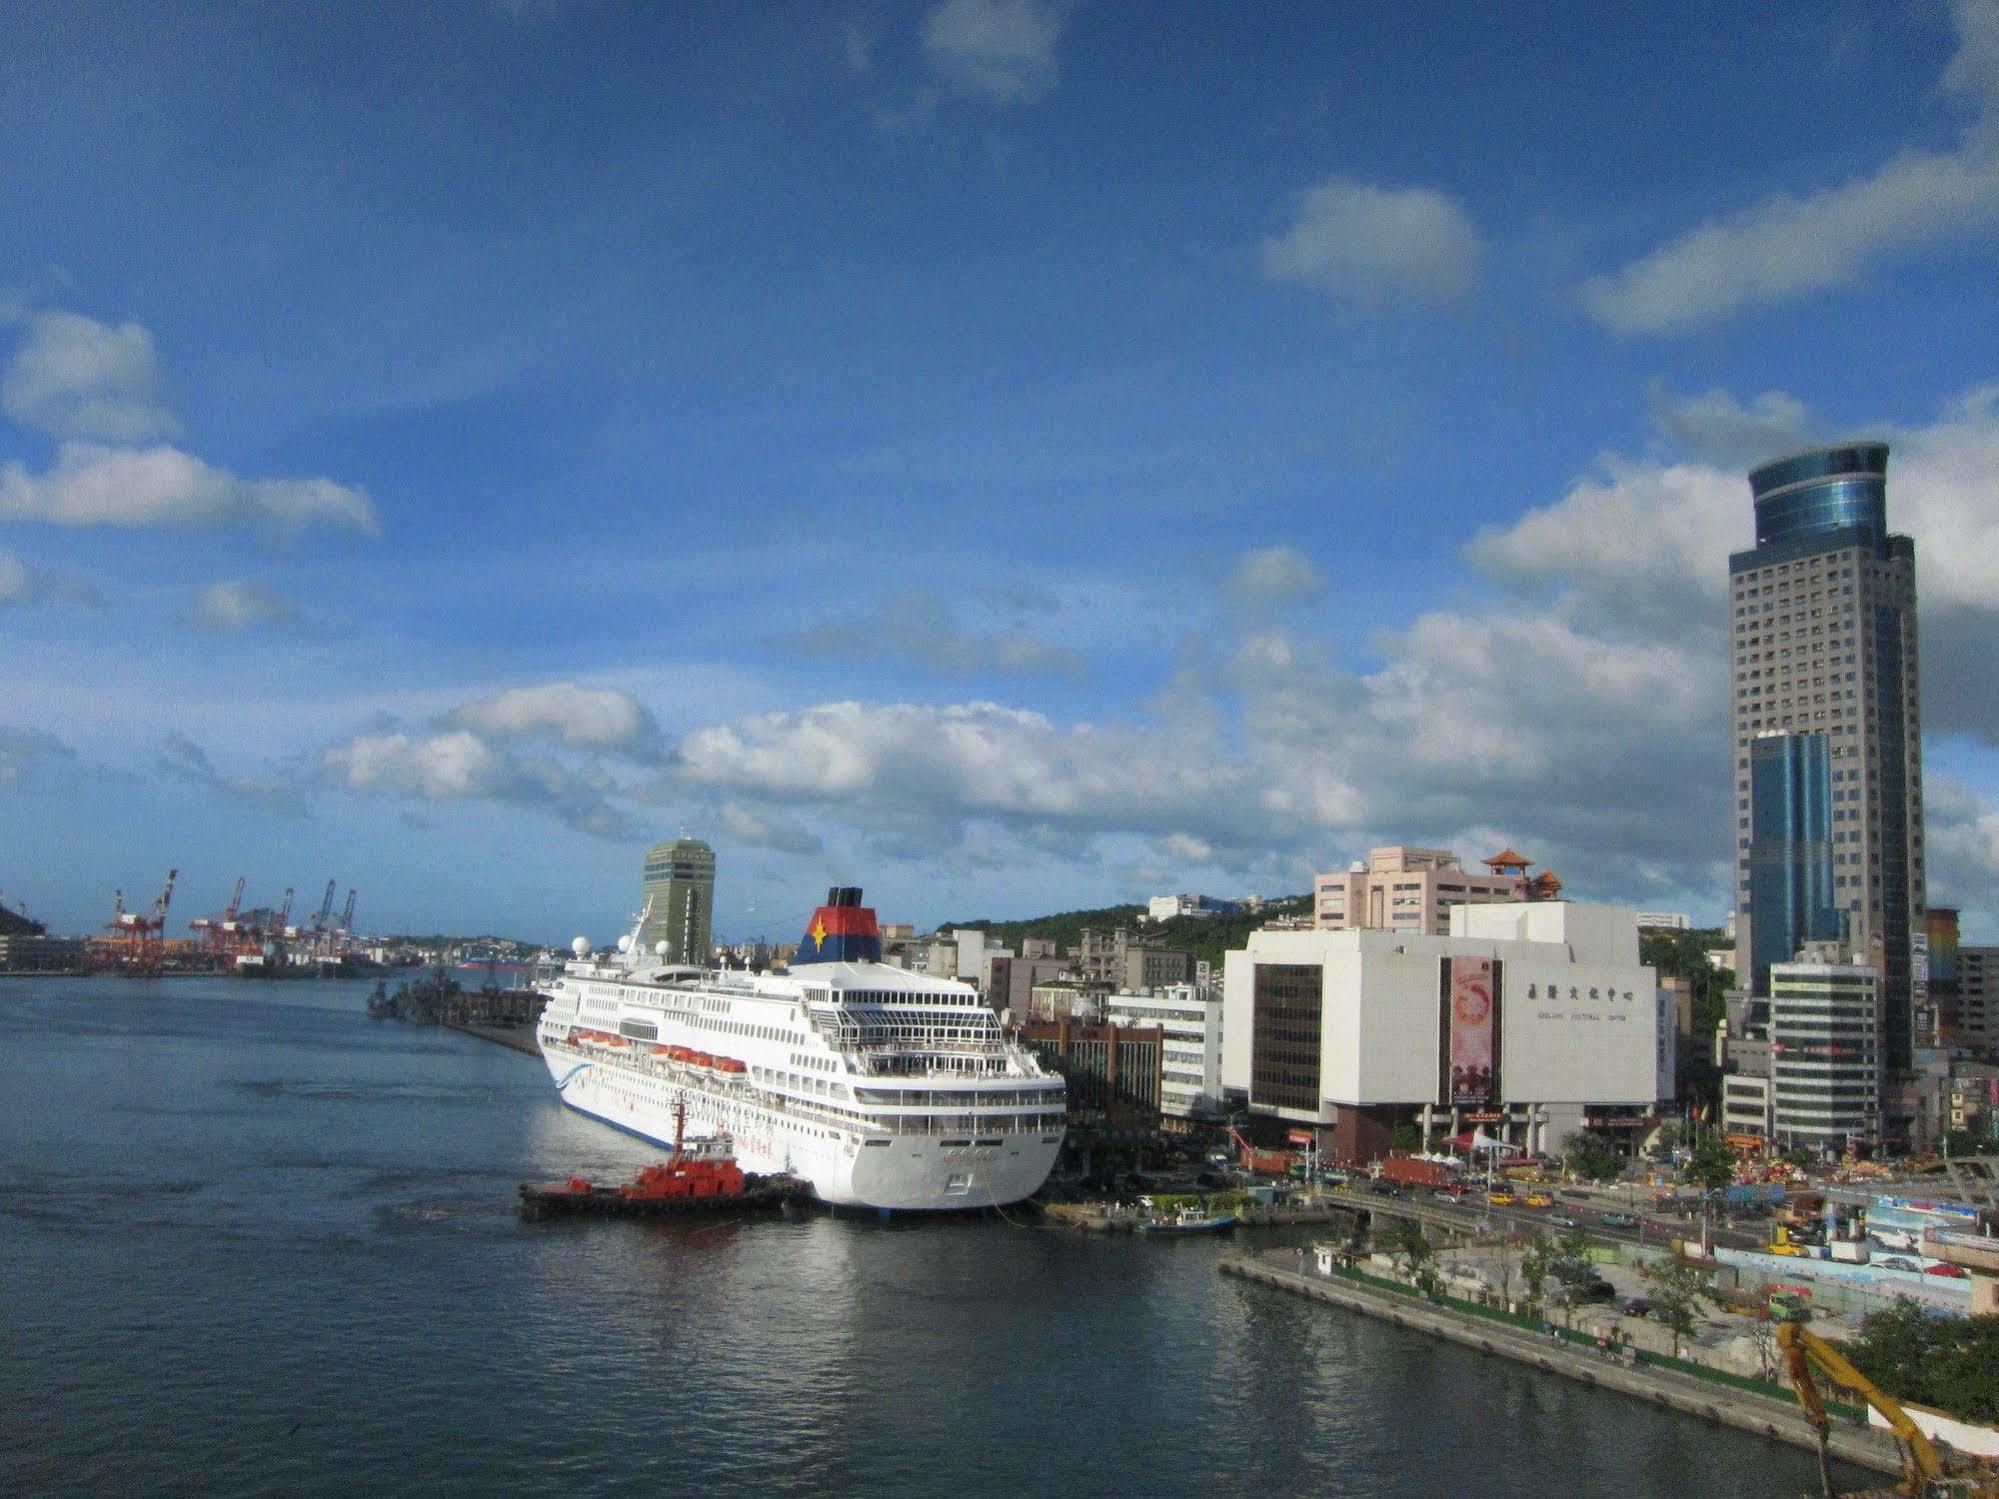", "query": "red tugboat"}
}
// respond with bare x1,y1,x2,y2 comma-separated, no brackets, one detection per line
519,1100,800,1221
